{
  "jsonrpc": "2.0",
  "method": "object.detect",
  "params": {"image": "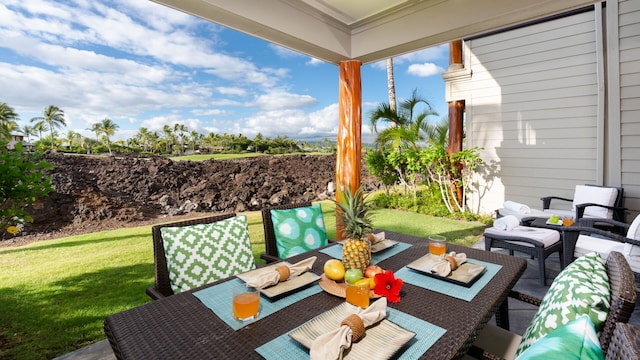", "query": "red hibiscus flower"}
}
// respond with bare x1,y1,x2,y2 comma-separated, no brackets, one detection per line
373,270,403,302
